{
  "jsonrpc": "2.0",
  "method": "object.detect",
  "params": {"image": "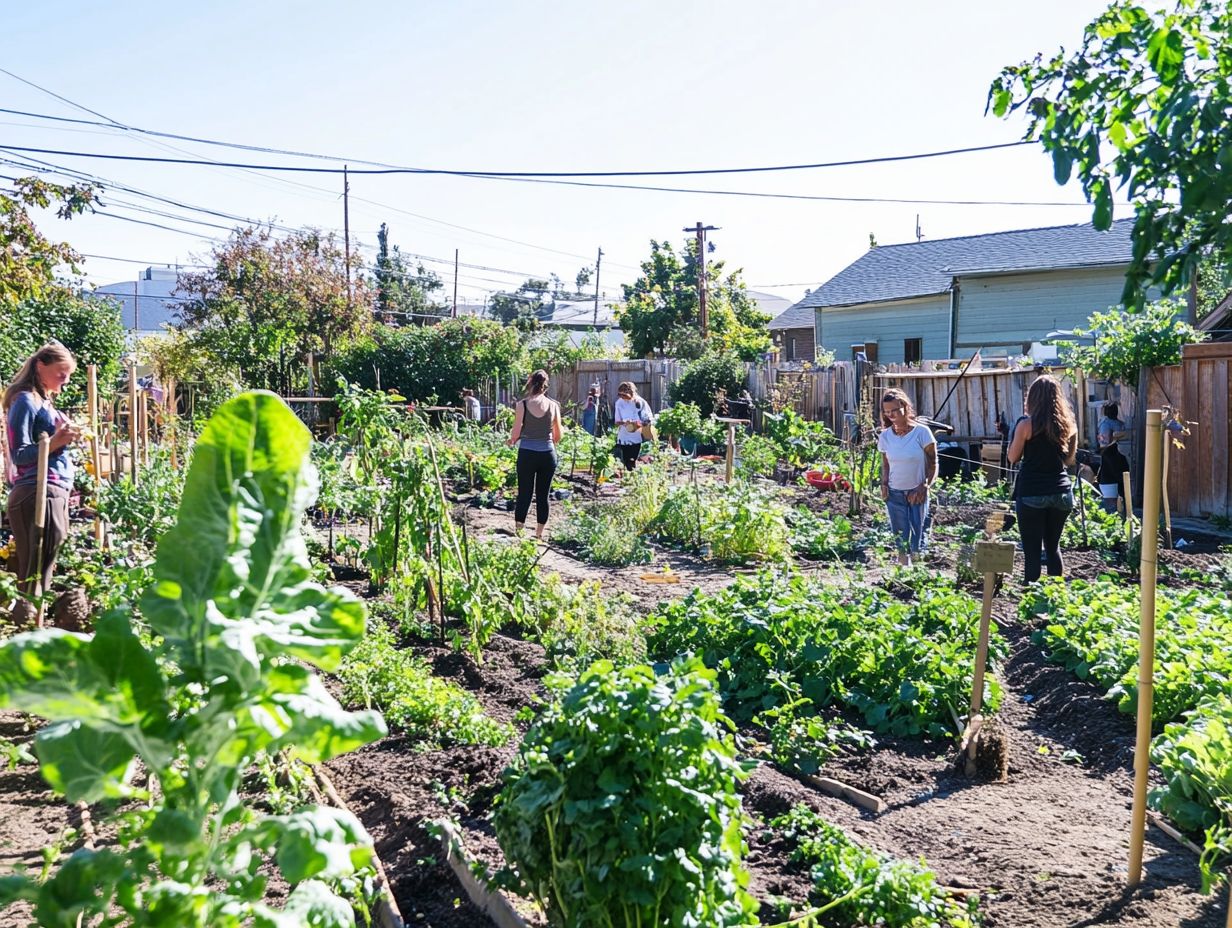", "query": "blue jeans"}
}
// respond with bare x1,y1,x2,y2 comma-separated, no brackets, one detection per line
582,409,596,435
886,488,929,554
